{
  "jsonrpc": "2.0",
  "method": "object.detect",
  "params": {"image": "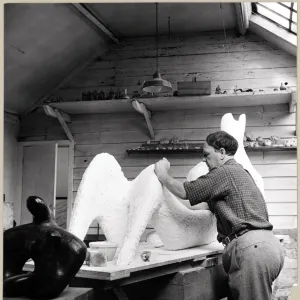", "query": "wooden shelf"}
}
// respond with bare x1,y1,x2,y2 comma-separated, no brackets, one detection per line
49,99,134,114
49,91,293,114
126,145,297,154
243,146,297,152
